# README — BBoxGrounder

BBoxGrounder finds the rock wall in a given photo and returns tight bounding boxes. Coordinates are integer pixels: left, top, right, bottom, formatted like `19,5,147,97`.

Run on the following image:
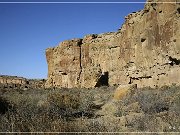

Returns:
45,0,180,88
0,75,46,90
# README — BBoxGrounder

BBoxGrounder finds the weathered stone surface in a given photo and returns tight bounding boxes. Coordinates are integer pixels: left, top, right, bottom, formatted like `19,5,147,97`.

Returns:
45,39,82,88
114,84,137,100
0,75,46,90
46,0,180,88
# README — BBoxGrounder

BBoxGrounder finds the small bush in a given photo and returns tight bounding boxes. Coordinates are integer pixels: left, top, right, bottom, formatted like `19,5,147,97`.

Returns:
47,92,80,109
0,97,13,114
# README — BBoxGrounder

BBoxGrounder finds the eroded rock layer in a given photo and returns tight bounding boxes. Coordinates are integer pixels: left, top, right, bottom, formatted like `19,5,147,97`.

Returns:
45,0,180,88
0,75,46,90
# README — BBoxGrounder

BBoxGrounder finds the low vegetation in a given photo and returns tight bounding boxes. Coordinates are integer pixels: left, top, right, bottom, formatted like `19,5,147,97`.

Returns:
0,85,180,133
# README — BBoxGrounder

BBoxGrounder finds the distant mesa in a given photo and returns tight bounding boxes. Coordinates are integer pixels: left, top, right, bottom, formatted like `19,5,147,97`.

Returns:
0,75,45,90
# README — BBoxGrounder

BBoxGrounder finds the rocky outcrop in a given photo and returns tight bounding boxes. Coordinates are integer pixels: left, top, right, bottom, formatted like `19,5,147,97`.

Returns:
0,75,46,90
45,0,180,88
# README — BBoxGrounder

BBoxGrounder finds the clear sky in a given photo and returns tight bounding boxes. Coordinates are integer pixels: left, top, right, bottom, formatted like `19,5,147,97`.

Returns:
0,0,146,79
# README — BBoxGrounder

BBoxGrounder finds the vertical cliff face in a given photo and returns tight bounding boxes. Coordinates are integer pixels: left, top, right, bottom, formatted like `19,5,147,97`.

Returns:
46,39,82,88
45,0,180,88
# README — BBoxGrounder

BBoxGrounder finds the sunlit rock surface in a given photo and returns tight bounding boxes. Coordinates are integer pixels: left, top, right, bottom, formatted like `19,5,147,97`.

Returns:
46,0,180,88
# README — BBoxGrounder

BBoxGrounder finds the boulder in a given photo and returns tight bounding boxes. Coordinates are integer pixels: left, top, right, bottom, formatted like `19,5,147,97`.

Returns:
113,84,137,100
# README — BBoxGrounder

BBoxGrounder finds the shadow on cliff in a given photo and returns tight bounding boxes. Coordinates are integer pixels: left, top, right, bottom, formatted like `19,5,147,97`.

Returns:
95,72,109,87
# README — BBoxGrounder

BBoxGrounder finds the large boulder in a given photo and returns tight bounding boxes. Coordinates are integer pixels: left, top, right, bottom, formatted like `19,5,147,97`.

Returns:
113,84,137,100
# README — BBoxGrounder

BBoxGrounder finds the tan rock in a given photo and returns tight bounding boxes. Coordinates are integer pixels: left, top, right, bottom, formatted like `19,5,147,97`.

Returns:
113,84,137,100
0,75,45,89
82,34,97,43
45,0,180,89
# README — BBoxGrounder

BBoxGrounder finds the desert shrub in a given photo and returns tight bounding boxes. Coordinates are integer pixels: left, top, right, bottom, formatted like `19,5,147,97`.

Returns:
130,89,169,114
46,88,98,119
85,118,108,132
0,108,79,132
47,92,80,109
0,89,81,132
1,85,180,132
113,85,180,132
114,86,180,115
169,92,180,114
0,96,13,114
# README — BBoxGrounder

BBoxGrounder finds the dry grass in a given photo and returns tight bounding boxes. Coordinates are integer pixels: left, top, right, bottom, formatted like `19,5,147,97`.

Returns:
0,85,180,133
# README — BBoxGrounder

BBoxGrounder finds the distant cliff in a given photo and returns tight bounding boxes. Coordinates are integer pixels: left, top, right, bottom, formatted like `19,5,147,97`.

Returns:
0,75,46,90
45,0,180,88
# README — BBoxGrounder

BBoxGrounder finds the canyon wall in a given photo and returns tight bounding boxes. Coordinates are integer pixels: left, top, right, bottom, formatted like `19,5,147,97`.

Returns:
0,75,46,90
45,0,180,88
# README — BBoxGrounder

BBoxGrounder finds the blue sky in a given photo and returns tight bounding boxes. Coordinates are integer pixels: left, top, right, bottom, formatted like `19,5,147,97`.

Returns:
0,1,145,79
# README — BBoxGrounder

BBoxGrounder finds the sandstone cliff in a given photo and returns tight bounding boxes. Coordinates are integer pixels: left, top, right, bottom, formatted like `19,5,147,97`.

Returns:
45,0,180,88
0,75,46,90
